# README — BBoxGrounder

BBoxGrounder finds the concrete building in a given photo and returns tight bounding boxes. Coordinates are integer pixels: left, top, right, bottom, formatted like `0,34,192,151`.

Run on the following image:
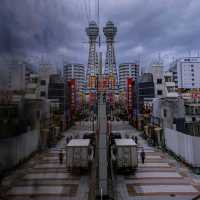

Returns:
169,63,178,89
38,64,57,99
169,57,200,89
164,71,178,97
177,57,200,89
119,63,139,92
152,97,185,132
63,63,85,92
151,63,166,97
138,73,155,114
48,74,64,110
0,60,33,91
48,74,65,130
25,73,40,99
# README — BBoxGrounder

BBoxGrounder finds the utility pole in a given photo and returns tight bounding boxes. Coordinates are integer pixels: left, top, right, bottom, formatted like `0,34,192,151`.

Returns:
96,88,108,198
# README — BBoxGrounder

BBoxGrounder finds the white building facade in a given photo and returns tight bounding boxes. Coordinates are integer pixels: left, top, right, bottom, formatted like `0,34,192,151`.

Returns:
0,61,33,91
119,63,139,92
151,63,166,97
177,57,200,89
63,63,85,92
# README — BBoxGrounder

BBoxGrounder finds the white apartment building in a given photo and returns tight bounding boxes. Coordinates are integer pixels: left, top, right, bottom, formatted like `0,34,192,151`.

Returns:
171,57,200,89
119,63,139,92
0,60,33,91
163,71,178,97
63,63,85,92
151,63,166,97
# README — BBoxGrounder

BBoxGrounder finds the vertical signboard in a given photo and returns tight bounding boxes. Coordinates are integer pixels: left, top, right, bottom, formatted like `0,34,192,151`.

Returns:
68,79,76,119
88,76,97,89
89,92,96,111
127,78,134,119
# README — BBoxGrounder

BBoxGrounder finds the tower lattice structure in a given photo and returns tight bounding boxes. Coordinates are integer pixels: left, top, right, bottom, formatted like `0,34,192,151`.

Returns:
103,21,118,91
86,21,99,90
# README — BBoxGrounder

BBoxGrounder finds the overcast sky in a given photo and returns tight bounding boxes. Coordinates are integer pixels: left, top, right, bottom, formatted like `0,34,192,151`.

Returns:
0,0,200,69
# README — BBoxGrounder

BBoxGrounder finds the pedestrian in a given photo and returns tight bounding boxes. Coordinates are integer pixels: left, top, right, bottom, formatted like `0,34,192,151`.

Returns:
135,136,138,144
59,150,64,164
140,148,145,164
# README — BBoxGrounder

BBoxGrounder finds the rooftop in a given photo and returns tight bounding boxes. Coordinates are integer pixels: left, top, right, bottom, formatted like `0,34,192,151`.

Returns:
115,139,136,146
67,139,90,147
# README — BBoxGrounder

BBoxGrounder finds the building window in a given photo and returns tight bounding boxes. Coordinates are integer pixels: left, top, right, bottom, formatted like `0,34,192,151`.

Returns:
192,78,194,81
191,69,194,72
40,91,46,97
192,73,194,77
163,109,167,117
40,80,46,85
157,90,163,95
191,64,194,67
157,79,162,84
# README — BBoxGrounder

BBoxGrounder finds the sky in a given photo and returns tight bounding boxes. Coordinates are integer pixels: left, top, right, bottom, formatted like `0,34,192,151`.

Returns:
0,0,200,69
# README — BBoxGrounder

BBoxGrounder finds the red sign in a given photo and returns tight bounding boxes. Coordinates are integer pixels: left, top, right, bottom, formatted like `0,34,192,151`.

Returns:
89,92,96,107
192,93,200,99
68,79,76,114
127,78,134,115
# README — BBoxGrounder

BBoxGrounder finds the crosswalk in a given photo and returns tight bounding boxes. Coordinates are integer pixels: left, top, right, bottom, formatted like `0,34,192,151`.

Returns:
3,133,89,199
2,121,200,200
115,124,200,200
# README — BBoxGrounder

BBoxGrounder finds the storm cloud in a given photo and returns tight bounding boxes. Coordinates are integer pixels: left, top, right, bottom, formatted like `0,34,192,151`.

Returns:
0,0,200,68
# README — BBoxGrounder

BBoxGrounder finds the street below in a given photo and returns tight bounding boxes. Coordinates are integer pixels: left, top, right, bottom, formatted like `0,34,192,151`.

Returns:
1,121,200,200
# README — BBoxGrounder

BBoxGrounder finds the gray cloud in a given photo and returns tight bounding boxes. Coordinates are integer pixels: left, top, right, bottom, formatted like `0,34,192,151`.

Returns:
0,0,200,68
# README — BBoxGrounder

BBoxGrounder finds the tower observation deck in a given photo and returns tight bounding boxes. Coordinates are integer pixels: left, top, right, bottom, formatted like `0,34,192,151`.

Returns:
103,21,118,91
86,21,99,90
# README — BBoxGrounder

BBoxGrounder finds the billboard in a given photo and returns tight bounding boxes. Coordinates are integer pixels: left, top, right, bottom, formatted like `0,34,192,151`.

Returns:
88,76,96,89
68,79,76,116
89,92,96,110
127,78,134,117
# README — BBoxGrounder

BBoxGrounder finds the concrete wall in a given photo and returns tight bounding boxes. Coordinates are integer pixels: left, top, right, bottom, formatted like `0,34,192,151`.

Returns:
165,128,200,167
0,130,40,173
153,98,185,129
152,64,166,97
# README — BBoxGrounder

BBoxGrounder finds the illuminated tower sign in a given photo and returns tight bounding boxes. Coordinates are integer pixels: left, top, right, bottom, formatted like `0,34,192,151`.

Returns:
103,21,118,91
86,21,99,90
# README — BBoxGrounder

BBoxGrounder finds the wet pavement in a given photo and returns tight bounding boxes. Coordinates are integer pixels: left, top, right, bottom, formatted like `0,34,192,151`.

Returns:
1,121,200,200
112,121,200,200
0,121,91,200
